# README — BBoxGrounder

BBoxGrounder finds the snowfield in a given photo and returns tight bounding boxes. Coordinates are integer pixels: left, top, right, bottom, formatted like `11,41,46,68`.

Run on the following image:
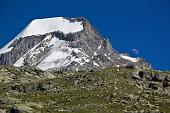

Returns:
0,17,84,55
17,17,84,38
120,54,139,62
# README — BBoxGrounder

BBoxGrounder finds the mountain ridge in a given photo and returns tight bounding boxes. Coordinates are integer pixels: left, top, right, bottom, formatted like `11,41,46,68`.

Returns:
0,17,151,71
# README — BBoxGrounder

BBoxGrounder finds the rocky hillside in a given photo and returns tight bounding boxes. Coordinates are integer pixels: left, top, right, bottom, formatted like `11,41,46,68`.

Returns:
0,17,150,71
0,65,169,113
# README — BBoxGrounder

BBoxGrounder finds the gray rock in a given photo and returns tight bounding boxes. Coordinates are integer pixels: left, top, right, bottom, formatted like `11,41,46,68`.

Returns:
0,109,6,113
0,17,151,71
132,74,141,80
9,105,33,113
0,97,21,105
149,82,159,90
9,107,20,113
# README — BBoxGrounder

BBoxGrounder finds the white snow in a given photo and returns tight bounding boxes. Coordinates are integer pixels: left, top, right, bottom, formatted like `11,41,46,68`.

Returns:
94,52,97,56
74,58,85,66
84,58,90,62
104,53,111,60
37,51,71,70
108,57,111,60
37,46,90,70
16,17,84,38
44,51,69,63
48,35,63,48
73,48,82,53
0,37,19,55
120,54,139,62
28,35,54,58
98,45,101,49
36,35,90,70
13,40,42,67
93,61,100,66
14,35,53,67
116,65,120,67
1,17,83,55
13,57,25,67
0,46,13,54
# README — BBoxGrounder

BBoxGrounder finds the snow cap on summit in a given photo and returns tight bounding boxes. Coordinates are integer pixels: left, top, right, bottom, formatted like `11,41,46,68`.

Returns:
17,17,84,38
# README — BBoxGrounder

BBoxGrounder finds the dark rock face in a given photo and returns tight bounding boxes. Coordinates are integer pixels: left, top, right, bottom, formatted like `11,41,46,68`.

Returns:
9,107,20,113
0,17,150,71
149,82,159,90
0,36,45,65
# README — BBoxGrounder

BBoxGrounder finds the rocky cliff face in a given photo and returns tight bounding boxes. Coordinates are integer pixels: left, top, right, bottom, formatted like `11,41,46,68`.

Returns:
0,17,150,71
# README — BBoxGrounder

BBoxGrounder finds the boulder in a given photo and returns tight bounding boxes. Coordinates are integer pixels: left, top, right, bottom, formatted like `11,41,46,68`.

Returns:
149,82,159,90
0,97,21,105
163,81,170,88
9,107,20,113
151,74,163,82
138,71,145,78
125,64,134,69
132,74,141,80
9,104,34,113
0,109,6,113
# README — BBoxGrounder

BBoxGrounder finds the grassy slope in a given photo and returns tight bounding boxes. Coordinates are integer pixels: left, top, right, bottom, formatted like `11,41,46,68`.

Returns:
0,66,169,113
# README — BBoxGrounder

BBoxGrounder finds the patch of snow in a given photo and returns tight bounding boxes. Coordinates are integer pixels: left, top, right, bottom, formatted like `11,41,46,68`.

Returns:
0,46,13,54
37,50,72,70
120,54,139,62
98,45,101,49
37,47,89,70
28,35,54,58
44,51,69,63
44,34,52,40
93,61,99,66
48,36,64,48
94,52,97,56
108,57,111,60
16,17,84,38
0,36,19,55
26,41,43,58
116,65,120,67
13,57,25,67
13,41,42,67
13,35,53,67
104,53,111,60
37,36,90,70
70,50,89,66
75,68,79,72
74,58,85,66
84,57,90,62
73,48,82,53
37,40,70,70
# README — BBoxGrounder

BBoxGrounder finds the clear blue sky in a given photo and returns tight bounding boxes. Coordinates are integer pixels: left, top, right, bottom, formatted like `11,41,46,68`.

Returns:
0,0,170,70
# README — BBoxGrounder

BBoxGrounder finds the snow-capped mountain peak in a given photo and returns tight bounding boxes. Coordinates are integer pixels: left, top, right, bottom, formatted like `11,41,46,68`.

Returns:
16,17,84,38
0,17,84,55
0,17,150,71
